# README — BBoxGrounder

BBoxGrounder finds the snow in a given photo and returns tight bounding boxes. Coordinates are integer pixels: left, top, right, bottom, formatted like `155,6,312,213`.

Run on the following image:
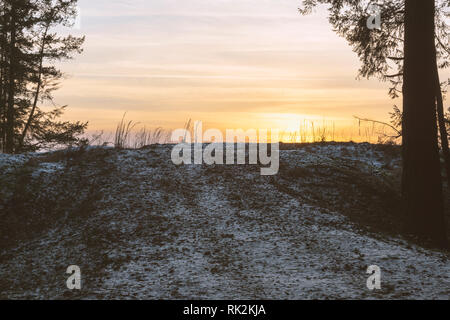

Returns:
0,143,448,299
0,153,30,172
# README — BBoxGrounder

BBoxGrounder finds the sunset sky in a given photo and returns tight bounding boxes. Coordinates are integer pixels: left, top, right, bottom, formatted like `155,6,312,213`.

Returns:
52,0,448,138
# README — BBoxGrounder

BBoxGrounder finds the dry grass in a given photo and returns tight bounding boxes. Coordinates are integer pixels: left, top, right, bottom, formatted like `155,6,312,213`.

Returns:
133,127,165,148
113,113,171,149
114,113,138,149
279,119,400,144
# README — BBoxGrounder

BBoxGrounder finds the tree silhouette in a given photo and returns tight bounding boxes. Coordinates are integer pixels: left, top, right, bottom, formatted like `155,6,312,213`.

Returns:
0,0,86,153
300,0,449,247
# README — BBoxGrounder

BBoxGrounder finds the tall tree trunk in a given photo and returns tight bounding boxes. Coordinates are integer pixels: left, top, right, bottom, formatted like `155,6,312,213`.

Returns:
0,6,5,152
18,26,48,151
5,3,16,154
0,45,4,152
434,70,450,186
402,0,448,248
1,50,6,153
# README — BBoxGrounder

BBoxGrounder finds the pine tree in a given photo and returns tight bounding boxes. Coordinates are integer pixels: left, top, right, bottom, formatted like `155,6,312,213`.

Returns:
299,0,449,247
0,0,86,153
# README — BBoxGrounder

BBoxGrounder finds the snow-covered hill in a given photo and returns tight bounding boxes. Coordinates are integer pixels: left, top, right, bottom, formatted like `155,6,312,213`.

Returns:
0,143,448,299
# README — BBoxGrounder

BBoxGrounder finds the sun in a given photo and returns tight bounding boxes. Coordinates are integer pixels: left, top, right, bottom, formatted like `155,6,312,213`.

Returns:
258,113,321,132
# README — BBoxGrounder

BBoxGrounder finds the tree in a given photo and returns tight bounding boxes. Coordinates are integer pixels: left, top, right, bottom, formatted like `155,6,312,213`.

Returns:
0,0,86,153
300,0,449,247
402,0,447,247
0,0,35,153
446,107,450,134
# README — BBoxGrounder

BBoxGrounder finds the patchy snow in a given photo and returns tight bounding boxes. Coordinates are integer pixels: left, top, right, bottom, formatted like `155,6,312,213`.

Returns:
0,153,30,172
0,143,448,299
31,162,66,177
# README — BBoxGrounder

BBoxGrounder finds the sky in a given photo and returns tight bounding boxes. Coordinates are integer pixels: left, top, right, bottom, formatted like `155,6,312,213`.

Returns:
51,0,448,140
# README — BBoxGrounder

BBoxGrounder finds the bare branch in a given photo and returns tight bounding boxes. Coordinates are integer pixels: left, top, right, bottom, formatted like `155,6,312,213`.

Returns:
353,116,402,137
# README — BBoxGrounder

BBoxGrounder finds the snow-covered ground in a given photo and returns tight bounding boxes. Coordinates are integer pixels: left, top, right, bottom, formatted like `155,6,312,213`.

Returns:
0,143,448,299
